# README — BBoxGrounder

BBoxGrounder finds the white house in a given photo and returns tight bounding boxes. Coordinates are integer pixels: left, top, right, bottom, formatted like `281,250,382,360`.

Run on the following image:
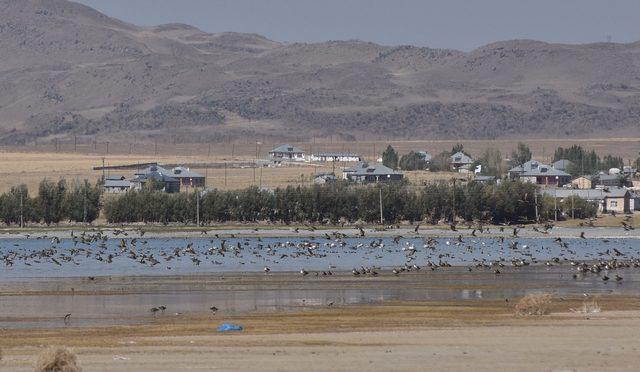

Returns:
309,152,362,162
269,144,306,161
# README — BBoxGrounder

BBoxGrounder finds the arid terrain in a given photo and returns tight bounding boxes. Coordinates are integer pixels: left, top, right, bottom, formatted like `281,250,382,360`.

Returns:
1,135,638,193
2,294,640,371
1,0,640,144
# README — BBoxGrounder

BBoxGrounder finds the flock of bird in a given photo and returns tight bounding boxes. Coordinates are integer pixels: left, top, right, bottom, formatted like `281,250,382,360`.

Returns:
0,221,637,324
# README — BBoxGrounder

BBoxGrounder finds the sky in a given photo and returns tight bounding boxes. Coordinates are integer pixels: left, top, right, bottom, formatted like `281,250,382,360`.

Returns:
75,0,640,51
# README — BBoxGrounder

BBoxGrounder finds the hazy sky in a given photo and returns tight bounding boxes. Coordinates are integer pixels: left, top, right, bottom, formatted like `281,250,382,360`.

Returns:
75,0,640,51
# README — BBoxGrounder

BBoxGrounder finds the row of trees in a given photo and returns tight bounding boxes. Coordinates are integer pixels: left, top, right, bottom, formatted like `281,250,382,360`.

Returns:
382,142,635,178
553,145,626,176
382,144,467,172
0,180,102,225
103,180,598,225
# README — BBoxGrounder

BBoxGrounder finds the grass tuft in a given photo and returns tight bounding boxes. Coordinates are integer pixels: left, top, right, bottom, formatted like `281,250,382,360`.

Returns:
515,292,553,316
35,347,81,372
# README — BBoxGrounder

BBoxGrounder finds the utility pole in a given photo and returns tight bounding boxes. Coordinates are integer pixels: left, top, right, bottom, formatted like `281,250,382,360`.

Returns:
224,162,228,187
451,178,456,223
101,157,106,181
19,189,24,228
196,190,200,226
83,188,87,224
74,135,77,152
554,188,558,222
379,186,383,225
534,190,539,222
571,195,575,219
154,139,158,156
207,143,211,157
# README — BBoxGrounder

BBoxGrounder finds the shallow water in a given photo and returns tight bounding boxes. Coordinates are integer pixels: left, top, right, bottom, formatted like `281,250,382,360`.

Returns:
1,235,639,278
0,265,638,329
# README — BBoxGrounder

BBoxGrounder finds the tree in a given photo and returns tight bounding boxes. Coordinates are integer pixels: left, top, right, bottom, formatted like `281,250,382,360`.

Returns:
560,196,598,219
450,143,465,155
382,145,399,169
477,148,504,177
429,151,453,172
554,145,599,175
36,179,67,225
0,185,35,226
399,151,428,171
509,142,532,167
599,154,624,171
65,180,102,223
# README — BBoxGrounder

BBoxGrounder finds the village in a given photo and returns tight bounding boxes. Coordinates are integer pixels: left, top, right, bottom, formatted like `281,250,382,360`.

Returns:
98,142,640,218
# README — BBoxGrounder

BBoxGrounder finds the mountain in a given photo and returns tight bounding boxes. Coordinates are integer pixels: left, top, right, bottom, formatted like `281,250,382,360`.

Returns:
0,0,639,144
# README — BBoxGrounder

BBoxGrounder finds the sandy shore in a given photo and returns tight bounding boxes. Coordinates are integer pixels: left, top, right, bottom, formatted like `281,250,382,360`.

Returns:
2,297,640,371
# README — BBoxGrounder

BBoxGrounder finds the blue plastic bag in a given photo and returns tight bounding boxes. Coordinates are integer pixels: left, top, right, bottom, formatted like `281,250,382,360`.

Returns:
217,323,243,332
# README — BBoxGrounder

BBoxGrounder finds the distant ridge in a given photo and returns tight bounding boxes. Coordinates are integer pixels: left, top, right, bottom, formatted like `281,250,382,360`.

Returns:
0,0,638,144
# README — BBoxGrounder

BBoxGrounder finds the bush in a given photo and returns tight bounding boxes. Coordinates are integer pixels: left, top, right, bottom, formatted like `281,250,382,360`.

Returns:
35,347,81,372
515,293,553,316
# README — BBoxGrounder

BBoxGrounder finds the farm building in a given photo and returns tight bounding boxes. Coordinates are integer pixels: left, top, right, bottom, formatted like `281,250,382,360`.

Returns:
269,144,306,161
343,162,403,183
541,187,634,214
130,171,181,193
309,152,362,162
509,160,571,186
450,152,474,172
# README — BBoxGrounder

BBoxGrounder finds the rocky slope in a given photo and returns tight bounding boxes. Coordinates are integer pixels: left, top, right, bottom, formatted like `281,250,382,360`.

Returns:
0,0,639,144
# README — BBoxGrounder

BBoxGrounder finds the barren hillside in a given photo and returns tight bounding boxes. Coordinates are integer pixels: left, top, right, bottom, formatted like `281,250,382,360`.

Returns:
0,0,639,144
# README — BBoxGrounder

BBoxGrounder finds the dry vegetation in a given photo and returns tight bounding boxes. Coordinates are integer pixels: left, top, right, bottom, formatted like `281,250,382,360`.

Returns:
571,299,602,314
35,347,81,372
0,136,636,193
515,293,554,316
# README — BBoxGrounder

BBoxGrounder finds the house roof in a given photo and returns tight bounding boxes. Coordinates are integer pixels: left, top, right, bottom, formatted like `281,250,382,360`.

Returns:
552,159,573,171
270,144,305,154
541,187,630,200
450,152,473,164
171,166,204,178
105,174,126,181
136,165,171,176
132,171,178,183
597,174,624,182
509,159,543,173
104,179,131,188
314,152,360,157
521,164,570,178
417,151,432,161
343,162,403,176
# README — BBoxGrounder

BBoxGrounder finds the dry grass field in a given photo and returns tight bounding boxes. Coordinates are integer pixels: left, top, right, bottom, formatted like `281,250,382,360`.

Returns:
0,149,458,193
0,137,637,193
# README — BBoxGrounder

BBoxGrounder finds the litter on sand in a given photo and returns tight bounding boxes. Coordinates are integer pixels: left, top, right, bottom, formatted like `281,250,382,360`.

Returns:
217,323,243,332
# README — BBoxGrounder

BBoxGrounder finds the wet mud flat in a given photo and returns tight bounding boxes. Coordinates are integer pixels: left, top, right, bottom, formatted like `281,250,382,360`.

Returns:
2,265,639,330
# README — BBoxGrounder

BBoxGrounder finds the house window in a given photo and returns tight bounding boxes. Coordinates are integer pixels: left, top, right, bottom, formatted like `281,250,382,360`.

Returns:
610,200,618,208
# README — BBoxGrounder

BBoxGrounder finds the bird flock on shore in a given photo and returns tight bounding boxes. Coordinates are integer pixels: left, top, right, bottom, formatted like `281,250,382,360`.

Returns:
1,223,638,280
